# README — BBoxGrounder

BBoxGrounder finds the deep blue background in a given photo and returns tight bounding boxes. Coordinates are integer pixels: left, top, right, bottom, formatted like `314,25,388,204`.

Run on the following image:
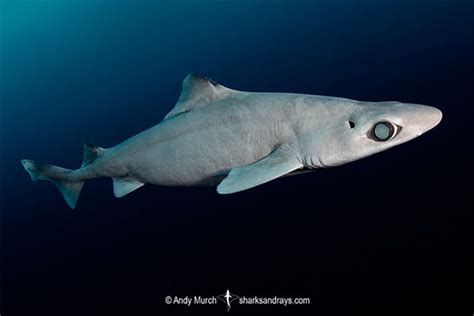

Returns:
1,1,473,315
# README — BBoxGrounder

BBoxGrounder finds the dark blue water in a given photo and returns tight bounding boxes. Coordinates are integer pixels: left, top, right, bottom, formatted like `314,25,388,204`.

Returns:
2,1,473,315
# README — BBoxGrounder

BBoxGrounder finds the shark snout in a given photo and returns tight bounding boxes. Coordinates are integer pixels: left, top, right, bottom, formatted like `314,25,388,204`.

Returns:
416,105,443,136
427,106,443,127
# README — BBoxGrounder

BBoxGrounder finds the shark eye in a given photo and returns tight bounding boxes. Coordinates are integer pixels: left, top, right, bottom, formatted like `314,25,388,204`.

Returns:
371,121,396,141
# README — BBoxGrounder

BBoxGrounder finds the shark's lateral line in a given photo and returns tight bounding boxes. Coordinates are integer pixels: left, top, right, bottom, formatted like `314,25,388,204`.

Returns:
21,74,442,209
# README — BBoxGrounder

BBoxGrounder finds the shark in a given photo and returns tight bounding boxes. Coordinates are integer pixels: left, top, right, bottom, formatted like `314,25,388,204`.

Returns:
217,289,239,311
21,74,442,209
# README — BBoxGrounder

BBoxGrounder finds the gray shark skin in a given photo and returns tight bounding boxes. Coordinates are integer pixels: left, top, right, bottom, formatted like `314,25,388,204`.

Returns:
21,74,442,209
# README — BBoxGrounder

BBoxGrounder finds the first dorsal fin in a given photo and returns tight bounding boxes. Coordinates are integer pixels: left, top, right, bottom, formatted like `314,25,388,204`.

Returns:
82,142,106,167
164,74,238,120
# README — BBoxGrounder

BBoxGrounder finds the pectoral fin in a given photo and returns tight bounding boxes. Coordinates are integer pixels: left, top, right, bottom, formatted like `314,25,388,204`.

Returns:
217,145,302,194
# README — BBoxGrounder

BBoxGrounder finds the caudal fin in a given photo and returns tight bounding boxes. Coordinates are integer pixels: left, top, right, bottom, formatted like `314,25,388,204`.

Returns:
21,159,84,209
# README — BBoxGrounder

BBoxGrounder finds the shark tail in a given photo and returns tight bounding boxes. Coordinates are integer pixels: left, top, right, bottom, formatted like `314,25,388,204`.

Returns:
21,159,84,209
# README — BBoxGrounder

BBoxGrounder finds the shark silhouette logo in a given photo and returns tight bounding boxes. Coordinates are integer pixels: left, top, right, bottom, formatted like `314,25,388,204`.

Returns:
217,289,239,311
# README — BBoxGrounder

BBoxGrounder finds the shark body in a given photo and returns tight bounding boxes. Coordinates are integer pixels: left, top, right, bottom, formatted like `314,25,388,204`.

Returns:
22,74,442,208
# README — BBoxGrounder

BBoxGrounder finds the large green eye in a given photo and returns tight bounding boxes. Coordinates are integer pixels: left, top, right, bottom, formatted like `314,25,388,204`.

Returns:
371,122,395,141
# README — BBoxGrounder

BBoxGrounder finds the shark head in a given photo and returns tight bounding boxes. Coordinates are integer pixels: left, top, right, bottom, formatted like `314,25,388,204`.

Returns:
306,100,443,167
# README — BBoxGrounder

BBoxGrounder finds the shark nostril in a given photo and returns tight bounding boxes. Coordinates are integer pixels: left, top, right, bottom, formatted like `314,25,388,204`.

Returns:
347,121,355,128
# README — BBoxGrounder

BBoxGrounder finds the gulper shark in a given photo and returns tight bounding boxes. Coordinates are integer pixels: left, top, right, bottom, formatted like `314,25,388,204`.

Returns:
21,74,442,209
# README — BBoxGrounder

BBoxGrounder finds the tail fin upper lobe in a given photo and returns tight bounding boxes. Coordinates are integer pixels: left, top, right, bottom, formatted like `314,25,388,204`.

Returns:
21,159,84,209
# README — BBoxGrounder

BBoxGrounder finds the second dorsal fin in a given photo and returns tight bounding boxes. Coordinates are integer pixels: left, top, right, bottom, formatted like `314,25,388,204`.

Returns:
164,74,238,119
82,142,106,167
